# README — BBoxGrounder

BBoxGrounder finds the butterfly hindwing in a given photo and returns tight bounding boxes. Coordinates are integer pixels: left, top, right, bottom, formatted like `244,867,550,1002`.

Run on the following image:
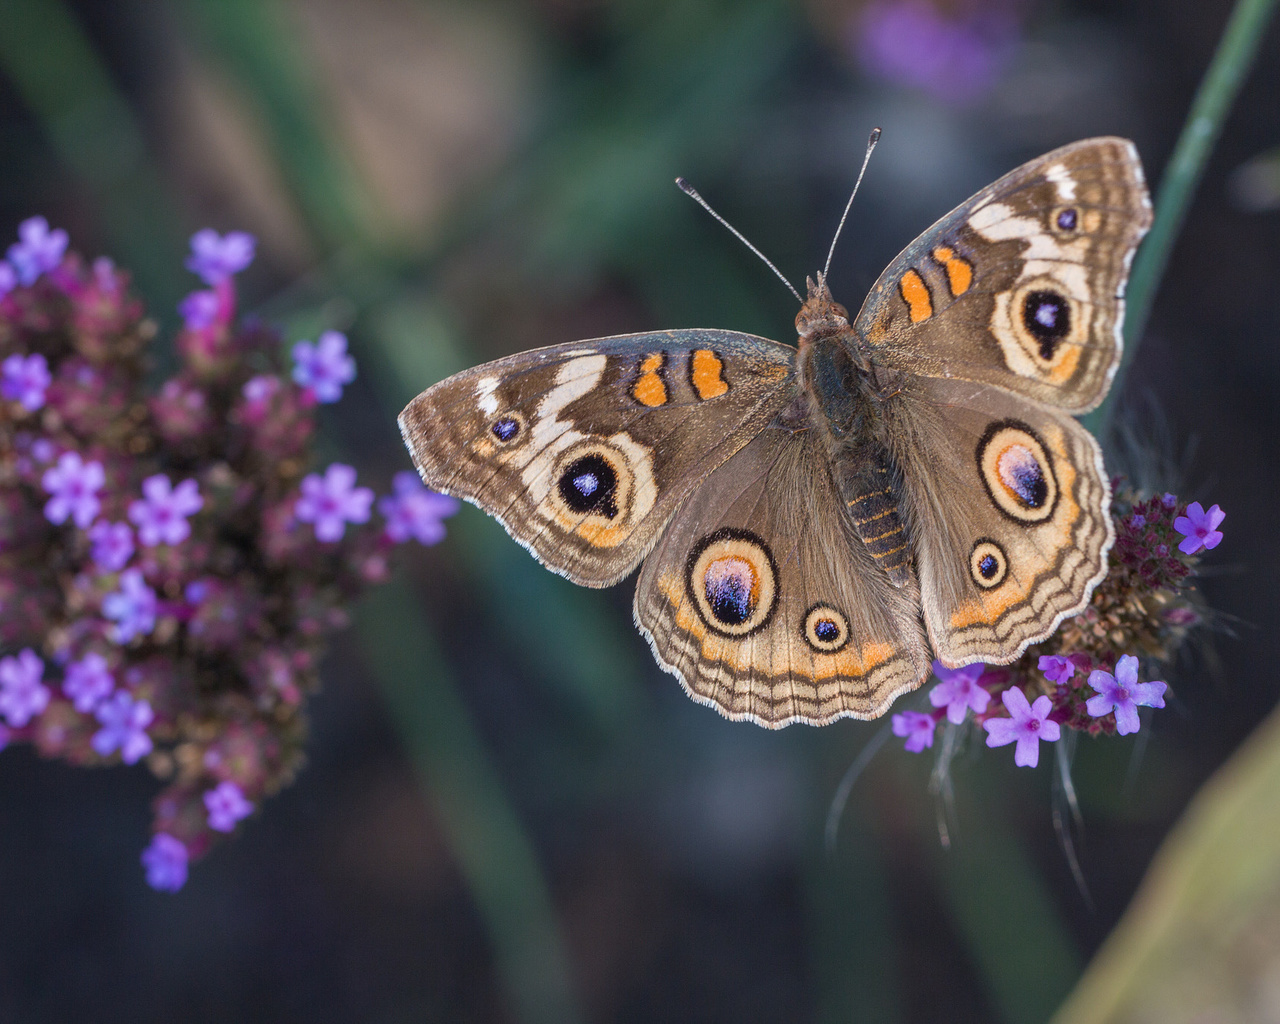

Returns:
398,330,797,587
634,426,931,727
886,375,1113,666
854,137,1152,413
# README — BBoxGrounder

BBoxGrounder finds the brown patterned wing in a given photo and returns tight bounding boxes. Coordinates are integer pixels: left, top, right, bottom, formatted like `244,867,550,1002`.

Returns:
854,137,1152,413
398,330,797,587
634,427,931,727
885,376,1114,667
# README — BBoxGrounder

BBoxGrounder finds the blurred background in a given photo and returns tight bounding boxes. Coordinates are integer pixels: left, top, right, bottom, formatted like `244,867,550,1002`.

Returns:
0,0,1277,1021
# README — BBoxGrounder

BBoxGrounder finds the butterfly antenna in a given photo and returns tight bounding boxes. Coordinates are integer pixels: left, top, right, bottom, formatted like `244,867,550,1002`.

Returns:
823,127,882,281
675,177,802,304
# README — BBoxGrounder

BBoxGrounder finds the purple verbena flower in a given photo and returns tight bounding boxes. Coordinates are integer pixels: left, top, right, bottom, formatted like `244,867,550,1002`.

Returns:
185,229,255,286
1174,502,1225,555
1086,654,1167,736
41,451,105,529
141,833,188,892
92,691,154,764
7,215,68,285
855,0,1017,104
294,463,373,542
892,710,937,752
88,520,135,572
928,660,990,724
0,648,50,727
982,687,1060,768
102,568,157,643
1038,654,1076,686
128,474,203,547
291,330,356,403
378,471,460,545
178,289,220,330
1,352,51,411
0,261,15,297
204,781,253,832
63,652,115,713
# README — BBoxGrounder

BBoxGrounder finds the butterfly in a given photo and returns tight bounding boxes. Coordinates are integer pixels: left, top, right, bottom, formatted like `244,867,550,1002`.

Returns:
398,137,1152,727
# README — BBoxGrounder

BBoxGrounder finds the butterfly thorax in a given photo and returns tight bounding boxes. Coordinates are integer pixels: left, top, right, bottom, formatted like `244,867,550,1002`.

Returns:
795,276,911,587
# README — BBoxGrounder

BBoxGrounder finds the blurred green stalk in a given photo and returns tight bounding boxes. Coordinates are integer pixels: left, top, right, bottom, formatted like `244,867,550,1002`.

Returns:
357,581,585,1024
0,0,189,310
1087,0,1279,437
1052,699,1280,1023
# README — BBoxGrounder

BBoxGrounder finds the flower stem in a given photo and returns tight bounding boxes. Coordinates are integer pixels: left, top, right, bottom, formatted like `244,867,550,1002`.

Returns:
1086,0,1279,438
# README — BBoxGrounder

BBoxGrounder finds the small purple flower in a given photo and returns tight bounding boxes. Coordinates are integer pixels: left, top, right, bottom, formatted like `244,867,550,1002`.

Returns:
1,352,51,411
141,833,188,892
0,261,15,297
204,781,253,832
41,451,105,529
30,438,56,464
92,690,154,764
185,229,255,285
128,474,203,547
983,688,1060,768
1174,502,1225,555
88,520,135,572
892,710,937,752
178,289,220,330
1130,514,1146,529
0,649,50,727
1086,655,1167,736
295,463,373,542
928,660,990,724
1161,492,1178,509
102,568,157,643
292,330,356,403
7,215,69,285
63,652,115,712
378,471,460,545
1038,655,1076,686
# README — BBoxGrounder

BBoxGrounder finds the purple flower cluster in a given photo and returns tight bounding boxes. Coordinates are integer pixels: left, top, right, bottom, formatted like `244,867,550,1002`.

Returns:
890,481,1221,766
0,220,458,891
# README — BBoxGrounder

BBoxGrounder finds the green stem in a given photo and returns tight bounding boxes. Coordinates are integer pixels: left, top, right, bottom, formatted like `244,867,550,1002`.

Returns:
0,0,190,311
1087,0,1279,437
356,581,585,1024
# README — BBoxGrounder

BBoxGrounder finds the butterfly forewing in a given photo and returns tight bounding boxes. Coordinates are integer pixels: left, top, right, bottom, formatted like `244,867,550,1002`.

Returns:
853,137,1152,413
398,330,798,587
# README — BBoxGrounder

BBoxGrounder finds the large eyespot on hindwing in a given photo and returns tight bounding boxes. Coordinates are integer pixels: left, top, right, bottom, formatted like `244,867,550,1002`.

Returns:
802,603,850,653
976,421,1058,524
685,529,778,637
545,435,656,547
969,539,1009,590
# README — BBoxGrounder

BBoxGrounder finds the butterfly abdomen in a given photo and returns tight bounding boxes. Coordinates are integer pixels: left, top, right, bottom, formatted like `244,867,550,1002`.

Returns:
833,450,911,587
799,332,912,587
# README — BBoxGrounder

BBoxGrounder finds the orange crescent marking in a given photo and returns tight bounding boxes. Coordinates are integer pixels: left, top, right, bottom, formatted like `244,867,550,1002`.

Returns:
899,270,933,322
691,349,729,399
632,352,667,406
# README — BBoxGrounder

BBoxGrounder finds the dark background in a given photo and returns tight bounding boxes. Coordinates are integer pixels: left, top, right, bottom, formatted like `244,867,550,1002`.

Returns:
0,0,1277,1021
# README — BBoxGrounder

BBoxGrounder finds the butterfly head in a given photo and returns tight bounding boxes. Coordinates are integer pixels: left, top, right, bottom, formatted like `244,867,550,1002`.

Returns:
795,274,851,349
